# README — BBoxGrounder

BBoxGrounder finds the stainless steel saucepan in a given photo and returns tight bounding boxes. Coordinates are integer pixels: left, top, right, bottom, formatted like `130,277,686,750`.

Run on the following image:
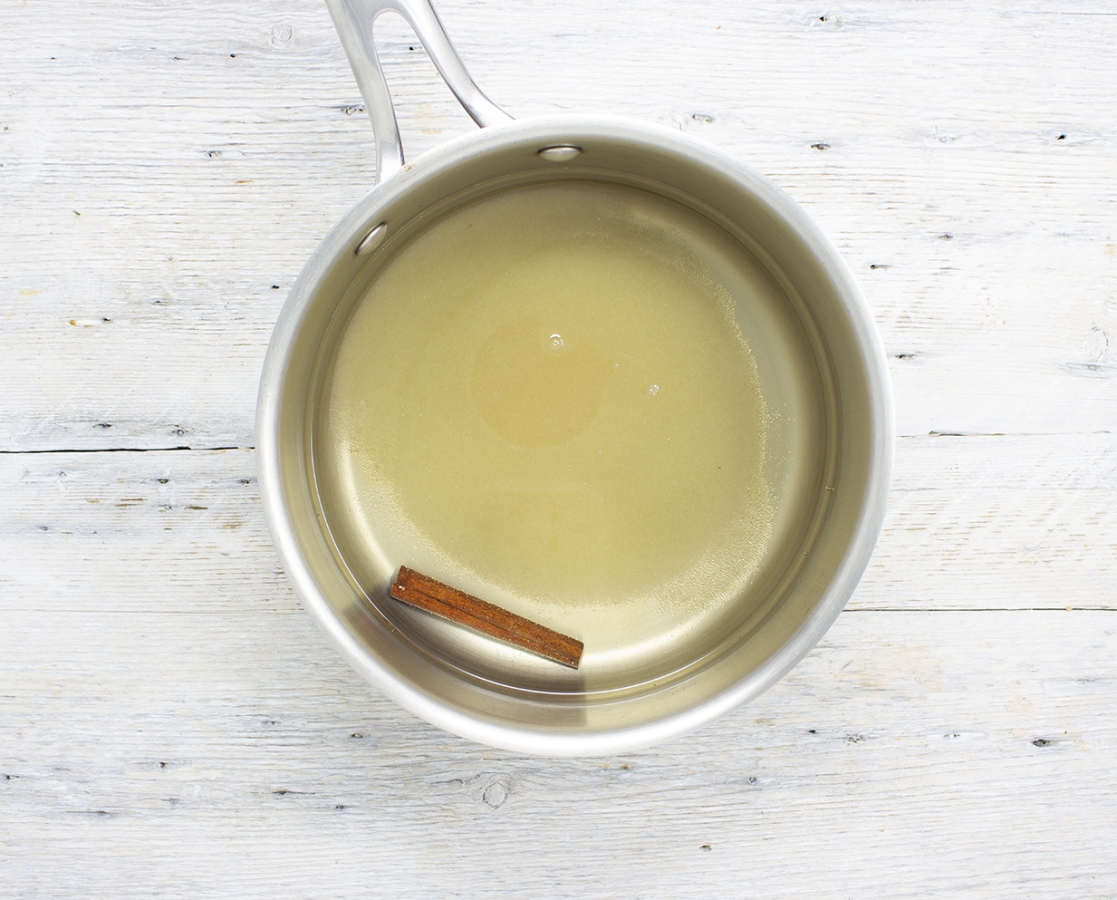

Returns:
257,0,893,755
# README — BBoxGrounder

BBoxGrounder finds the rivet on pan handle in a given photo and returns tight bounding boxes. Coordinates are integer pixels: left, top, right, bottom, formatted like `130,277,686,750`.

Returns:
324,0,514,185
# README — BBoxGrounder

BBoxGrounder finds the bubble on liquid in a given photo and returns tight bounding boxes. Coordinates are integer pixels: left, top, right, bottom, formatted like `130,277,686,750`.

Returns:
549,333,564,350
648,383,660,397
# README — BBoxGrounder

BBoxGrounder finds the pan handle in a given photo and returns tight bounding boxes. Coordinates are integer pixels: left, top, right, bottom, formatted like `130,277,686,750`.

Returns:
325,0,513,183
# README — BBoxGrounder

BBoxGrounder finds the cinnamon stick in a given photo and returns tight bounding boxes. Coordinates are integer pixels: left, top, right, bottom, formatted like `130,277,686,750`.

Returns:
388,566,583,669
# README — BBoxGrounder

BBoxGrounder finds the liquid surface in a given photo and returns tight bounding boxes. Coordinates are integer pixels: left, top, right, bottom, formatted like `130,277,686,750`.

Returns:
322,182,775,656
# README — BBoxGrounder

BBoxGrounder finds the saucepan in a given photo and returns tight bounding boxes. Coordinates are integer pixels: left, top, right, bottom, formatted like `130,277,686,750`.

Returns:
257,0,892,755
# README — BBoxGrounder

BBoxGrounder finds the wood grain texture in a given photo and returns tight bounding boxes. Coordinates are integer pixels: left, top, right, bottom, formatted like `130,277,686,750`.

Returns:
1,0,1115,449
2,602,1115,898
3,443,1111,615
2,0,1116,896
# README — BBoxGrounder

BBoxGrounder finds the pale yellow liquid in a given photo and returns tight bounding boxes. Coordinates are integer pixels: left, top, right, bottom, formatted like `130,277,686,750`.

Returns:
322,182,774,659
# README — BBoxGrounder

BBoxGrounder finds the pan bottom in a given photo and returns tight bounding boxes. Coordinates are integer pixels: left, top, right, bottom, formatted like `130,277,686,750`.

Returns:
313,179,828,692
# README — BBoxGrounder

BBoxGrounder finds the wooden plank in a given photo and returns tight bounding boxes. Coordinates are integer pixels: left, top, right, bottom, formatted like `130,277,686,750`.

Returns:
0,449,289,614
2,441,1113,615
1,0,1115,450
858,432,1117,609
1,607,1114,897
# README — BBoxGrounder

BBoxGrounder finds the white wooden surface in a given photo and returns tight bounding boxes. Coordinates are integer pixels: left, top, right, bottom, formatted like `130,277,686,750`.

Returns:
2,1,1115,897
